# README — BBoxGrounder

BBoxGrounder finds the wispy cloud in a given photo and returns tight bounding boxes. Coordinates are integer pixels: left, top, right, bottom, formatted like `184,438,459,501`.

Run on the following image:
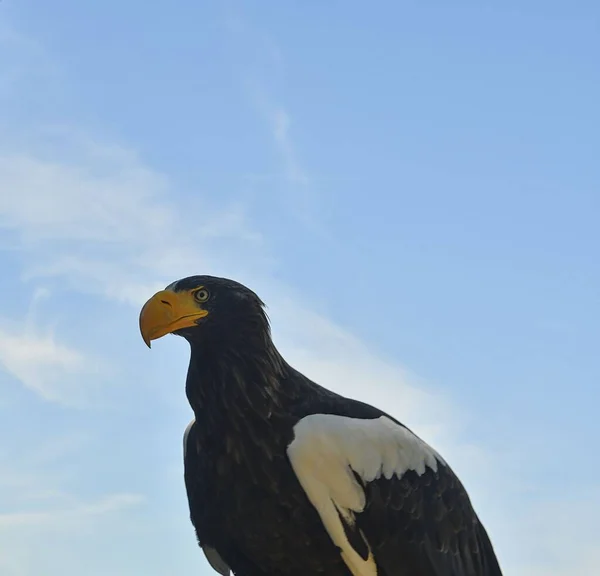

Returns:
0,325,87,403
0,288,103,406
509,490,600,576
222,10,324,231
0,492,143,529
0,132,266,306
244,75,310,186
0,489,145,576
270,106,309,185
0,420,145,576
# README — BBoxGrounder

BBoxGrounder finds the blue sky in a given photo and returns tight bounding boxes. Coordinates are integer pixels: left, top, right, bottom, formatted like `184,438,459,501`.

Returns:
0,1,598,574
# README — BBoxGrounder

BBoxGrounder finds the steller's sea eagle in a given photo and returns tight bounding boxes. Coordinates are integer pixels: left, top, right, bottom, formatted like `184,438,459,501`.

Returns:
139,275,503,576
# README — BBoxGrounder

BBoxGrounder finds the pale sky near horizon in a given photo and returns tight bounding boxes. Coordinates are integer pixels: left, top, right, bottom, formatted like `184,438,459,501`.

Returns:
0,1,599,575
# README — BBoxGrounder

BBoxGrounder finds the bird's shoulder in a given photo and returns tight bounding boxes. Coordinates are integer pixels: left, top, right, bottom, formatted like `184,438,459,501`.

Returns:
284,377,503,576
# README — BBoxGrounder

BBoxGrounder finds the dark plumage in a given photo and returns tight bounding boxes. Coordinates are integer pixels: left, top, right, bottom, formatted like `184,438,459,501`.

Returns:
139,275,503,576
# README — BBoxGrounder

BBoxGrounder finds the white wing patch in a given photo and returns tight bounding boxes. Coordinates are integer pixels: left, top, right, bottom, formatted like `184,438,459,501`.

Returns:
287,414,444,576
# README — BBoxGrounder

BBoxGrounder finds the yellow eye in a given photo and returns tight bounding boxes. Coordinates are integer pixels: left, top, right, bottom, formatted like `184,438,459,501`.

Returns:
194,288,210,302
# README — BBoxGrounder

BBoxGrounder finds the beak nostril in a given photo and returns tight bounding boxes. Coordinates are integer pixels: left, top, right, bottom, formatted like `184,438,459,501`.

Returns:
161,300,172,307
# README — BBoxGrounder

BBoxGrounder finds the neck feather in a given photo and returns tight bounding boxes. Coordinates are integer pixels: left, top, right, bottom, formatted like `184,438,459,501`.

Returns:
185,334,287,421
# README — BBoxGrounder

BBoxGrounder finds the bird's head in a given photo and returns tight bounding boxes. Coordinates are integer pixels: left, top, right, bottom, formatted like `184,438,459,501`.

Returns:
139,275,268,349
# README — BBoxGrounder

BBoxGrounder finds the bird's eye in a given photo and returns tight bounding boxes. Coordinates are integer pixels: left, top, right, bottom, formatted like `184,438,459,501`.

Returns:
194,288,210,302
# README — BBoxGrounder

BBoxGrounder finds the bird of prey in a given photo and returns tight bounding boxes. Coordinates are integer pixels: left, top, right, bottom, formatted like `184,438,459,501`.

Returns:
139,275,503,576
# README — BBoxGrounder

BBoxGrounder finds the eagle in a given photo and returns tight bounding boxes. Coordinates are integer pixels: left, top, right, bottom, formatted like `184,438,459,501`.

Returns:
139,275,503,576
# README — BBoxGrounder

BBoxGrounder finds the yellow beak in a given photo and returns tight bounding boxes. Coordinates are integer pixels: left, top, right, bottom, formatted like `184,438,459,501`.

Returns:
139,289,209,348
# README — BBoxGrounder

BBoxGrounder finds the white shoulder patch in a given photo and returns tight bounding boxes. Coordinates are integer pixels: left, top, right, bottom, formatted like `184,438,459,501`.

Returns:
287,414,444,576
183,418,196,459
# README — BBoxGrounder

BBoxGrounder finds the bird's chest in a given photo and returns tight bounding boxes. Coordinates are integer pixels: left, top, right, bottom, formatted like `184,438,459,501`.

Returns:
193,418,304,535
190,418,350,576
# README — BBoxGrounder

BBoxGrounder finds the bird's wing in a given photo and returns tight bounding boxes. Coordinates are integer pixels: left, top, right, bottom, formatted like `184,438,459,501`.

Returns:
287,412,503,576
183,419,231,576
